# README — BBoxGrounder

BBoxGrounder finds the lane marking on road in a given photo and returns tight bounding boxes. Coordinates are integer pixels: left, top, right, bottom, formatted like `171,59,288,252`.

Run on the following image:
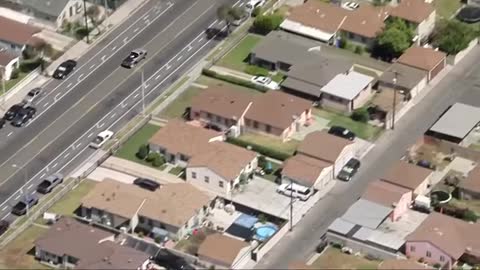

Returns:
155,74,162,80
177,55,183,61
238,2,244,6
143,14,150,20
14,194,20,200
64,152,70,159
54,93,61,101
124,37,129,44
67,82,73,88
87,132,94,138
166,65,171,70
43,102,49,108
90,64,95,69
1,206,7,211
52,163,58,169
97,123,105,128
1,213,10,220
31,191,35,196
198,38,203,43
145,19,151,25
121,102,128,108
134,27,140,32
110,113,117,119
111,46,117,51
145,83,150,88
7,132,12,137
27,184,34,190
34,3,174,105
134,93,140,98
187,46,192,52
78,73,84,81
76,143,82,148
40,173,45,178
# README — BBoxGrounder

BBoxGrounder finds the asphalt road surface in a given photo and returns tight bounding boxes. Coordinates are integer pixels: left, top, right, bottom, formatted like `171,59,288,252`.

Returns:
255,47,480,269
0,0,243,221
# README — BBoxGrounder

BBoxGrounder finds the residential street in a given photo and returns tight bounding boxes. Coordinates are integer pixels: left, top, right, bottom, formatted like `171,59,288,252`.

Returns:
255,46,480,269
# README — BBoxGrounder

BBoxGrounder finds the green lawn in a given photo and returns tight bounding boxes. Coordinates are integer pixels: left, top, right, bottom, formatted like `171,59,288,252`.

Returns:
47,180,97,216
434,0,461,19
312,247,380,270
263,161,282,182
0,225,49,269
159,86,202,119
313,109,383,141
196,76,261,95
114,123,162,167
169,166,184,176
238,132,299,156
217,34,262,71
271,72,285,83
4,72,28,92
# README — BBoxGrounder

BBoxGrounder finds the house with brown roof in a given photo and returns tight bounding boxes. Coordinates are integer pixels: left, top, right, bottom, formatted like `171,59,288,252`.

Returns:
0,16,41,52
190,86,254,134
197,233,251,269
282,154,332,188
148,120,224,166
380,160,433,197
244,91,313,141
406,212,480,269
389,0,436,44
362,179,413,221
80,179,212,240
0,49,20,80
186,141,257,196
295,130,355,179
458,165,480,200
397,46,447,82
34,217,151,269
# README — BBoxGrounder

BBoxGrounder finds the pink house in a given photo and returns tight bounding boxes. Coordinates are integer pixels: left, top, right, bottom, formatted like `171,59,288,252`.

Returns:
362,180,412,221
406,212,480,269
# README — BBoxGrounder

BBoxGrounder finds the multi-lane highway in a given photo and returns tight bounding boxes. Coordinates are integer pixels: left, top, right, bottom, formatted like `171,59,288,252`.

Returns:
0,0,244,221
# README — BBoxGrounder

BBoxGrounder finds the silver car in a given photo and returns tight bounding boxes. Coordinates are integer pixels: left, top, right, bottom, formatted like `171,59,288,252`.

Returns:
23,88,41,104
121,49,147,68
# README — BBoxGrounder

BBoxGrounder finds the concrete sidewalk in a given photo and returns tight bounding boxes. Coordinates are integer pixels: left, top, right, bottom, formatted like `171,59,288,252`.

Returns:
210,65,254,81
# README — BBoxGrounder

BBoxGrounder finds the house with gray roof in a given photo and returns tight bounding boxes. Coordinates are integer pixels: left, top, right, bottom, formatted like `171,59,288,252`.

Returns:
320,71,374,112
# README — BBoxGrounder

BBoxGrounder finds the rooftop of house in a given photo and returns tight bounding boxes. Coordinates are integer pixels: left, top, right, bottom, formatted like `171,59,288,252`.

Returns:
282,154,332,187
0,16,40,45
406,212,480,260
340,4,390,38
35,217,150,269
197,233,249,267
20,0,71,18
379,258,432,270
397,46,446,72
190,86,254,121
380,160,432,192
148,120,223,157
0,49,19,66
187,141,257,181
459,165,480,193
341,199,392,229
362,179,412,208
389,0,435,24
244,91,312,130
81,179,211,227
296,131,353,163
320,71,374,100
428,103,480,140
378,62,427,91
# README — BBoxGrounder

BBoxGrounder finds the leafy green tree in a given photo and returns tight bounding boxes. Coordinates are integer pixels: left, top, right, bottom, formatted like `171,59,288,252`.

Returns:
152,155,165,167
373,18,413,61
253,14,284,35
146,152,160,162
217,4,244,35
136,144,149,159
433,20,477,55
86,5,102,34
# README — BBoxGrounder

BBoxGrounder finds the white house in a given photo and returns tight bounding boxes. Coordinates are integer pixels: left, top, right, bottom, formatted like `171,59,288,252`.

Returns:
0,49,20,80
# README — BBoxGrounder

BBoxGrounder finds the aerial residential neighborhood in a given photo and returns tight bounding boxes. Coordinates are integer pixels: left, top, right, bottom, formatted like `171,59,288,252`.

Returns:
0,0,480,269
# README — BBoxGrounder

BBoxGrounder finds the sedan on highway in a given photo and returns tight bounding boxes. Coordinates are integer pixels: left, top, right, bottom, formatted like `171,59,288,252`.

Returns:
328,126,356,141
11,106,36,127
11,195,38,216
4,103,25,121
0,118,5,129
0,220,9,236
89,130,114,149
52,59,77,79
23,87,42,104
251,76,280,90
121,49,147,68
37,173,64,194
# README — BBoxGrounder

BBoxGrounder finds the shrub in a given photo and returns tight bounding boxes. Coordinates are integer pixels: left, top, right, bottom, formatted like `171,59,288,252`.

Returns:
19,57,42,73
464,209,478,222
351,107,369,123
202,69,269,92
152,155,165,167
154,236,163,244
257,213,267,224
433,20,477,55
253,14,284,35
74,27,89,40
136,144,149,160
252,6,262,17
258,155,267,168
331,242,342,249
433,263,442,269
226,137,291,161
244,65,269,76
354,45,364,55
146,152,160,162
9,68,19,79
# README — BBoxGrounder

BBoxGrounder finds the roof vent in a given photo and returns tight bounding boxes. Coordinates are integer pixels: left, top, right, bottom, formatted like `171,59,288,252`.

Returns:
320,13,325,18
316,9,320,13
230,100,235,104
467,246,472,251
362,20,366,24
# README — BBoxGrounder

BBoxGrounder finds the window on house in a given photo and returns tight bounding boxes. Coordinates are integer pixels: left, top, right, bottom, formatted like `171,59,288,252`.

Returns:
440,256,445,262
69,6,73,17
245,119,251,126
139,216,145,224
204,176,209,183
207,113,212,119
191,172,197,179
253,121,259,128
410,246,416,252
266,125,271,133
426,251,432,258
219,181,224,188
216,116,221,122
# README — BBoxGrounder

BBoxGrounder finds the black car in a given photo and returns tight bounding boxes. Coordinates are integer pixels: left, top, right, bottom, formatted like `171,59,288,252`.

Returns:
11,106,36,127
4,103,25,120
337,158,361,181
11,195,38,216
121,49,147,68
0,220,9,236
52,59,77,79
133,178,160,191
328,126,356,141
0,118,5,129
154,249,194,270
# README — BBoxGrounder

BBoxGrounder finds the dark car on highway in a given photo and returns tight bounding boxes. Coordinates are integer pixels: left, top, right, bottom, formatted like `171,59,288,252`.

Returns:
37,173,64,194
53,59,77,79
0,220,9,236
328,126,356,141
0,118,5,129
11,195,38,216
133,178,160,191
4,103,25,120
337,158,361,181
121,49,147,68
11,106,36,127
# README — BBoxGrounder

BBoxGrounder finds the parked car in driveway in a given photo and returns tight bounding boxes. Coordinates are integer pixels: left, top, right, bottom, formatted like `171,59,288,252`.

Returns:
89,130,114,149
276,182,313,201
53,59,77,79
337,158,361,181
23,88,41,104
11,106,36,127
251,76,279,90
4,103,25,120
133,178,160,191
37,173,64,194
328,126,356,141
11,195,38,216
121,49,147,68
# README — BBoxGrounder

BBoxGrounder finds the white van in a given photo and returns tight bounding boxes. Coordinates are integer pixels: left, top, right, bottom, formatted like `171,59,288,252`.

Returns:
276,183,313,201
245,0,266,14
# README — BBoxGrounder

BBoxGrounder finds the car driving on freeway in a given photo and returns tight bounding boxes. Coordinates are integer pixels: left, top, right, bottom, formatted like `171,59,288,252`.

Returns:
37,173,64,194
11,195,38,216
23,88,42,104
11,106,36,127
53,59,77,79
90,130,114,149
121,49,147,68
4,103,25,121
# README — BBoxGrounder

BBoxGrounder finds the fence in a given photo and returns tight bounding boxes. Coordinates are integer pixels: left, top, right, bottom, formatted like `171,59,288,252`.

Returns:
446,38,479,66
3,67,41,99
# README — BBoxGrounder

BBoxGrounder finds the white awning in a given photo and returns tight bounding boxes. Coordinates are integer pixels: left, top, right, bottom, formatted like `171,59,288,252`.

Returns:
280,19,335,42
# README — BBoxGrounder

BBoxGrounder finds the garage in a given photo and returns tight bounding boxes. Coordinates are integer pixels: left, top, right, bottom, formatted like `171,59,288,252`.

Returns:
397,46,446,82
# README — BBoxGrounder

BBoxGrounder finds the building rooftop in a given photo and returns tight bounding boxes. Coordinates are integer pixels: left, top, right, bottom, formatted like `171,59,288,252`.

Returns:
341,199,392,229
296,131,353,163
380,160,432,192
397,46,446,72
378,62,427,91
21,0,70,17
390,0,435,23
0,16,40,45
428,103,480,140
197,233,249,267
245,91,312,130
362,180,411,208
459,165,480,194
341,4,390,38
0,49,19,66
282,154,332,187
321,71,374,100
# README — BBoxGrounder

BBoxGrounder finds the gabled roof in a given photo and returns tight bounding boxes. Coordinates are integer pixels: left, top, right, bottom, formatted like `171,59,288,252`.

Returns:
362,180,411,208
296,131,353,163
0,16,40,45
397,46,446,71
245,91,312,130
198,233,249,267
320,71,374,100
459,165,480,194
282,154,332,187
21,0,70,18
378,62,427,90
0,50,19,66
390,0,435,24
341,4,390,38
380,160,432,191
285,1,348,34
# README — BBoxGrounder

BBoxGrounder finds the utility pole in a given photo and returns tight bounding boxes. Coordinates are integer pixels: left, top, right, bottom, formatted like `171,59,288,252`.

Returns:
141,69,146,115
391,70,399,130
289,180,293,231
83,0,90,43
1,68,5,109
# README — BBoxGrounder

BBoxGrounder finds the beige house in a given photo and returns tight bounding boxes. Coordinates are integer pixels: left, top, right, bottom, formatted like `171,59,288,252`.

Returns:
80,179,212,240
0,49,20,80
281,154,332,188
197,233,250,269
186,142,257,196
380,160,433,197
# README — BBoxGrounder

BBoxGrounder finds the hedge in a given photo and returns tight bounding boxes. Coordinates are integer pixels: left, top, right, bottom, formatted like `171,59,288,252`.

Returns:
226,137,291,161
202,68,269,93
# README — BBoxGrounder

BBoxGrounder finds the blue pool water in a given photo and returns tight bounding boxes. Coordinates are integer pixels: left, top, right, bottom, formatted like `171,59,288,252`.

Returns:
255,225,278,241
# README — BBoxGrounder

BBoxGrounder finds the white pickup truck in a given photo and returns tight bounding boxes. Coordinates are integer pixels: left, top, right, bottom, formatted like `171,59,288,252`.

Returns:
89,130,114,149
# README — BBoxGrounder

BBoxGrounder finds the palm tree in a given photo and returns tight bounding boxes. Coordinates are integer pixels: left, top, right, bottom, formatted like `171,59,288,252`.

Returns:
216,4,244,35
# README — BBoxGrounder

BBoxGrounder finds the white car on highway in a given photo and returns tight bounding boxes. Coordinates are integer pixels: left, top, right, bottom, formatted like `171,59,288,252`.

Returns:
89,130,114,149
251,76,279,90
